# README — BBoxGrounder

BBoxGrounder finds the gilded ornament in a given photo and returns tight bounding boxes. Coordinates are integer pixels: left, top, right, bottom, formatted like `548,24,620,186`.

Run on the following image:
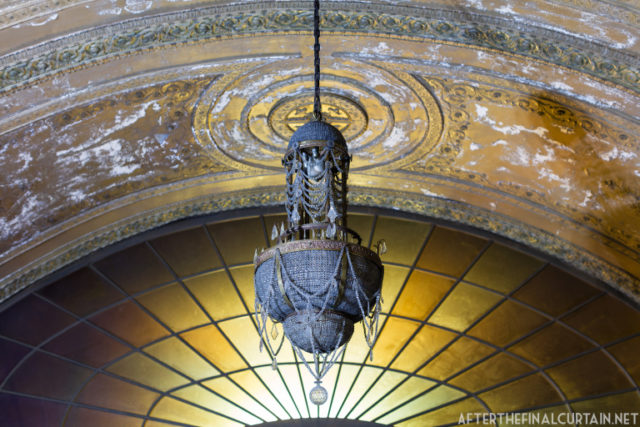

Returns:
0,5,639,94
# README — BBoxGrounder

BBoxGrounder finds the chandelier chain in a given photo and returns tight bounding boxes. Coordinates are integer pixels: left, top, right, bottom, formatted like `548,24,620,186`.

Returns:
313,0,322,121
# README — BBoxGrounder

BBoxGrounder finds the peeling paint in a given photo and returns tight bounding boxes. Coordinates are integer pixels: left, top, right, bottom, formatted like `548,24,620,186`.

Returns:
495,5,515,14
538,167,572,192
552,124,575,135
0,193,45,242
611,31,637,50
359,42,393,56
464,0,485,9
533,147,557,165
382,126,407,149
125,0,153,14
154,133,169,145
507,145,531,166
13,13,58,28
600,147,637,162
420,188,440,197
68,189,86,202
98,7,123,16
57,101,156,157
578,190,593,208
17,152,32,173
551,81,574,91
475,105,491,123
111,164,139,175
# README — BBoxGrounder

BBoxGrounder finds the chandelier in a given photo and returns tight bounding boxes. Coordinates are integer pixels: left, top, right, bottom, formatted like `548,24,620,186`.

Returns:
254,0,385,406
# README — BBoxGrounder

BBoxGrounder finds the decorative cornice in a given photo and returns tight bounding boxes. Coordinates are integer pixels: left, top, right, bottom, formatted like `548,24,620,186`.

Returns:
1,0,638,31
1,186,638,305
1,3,639,93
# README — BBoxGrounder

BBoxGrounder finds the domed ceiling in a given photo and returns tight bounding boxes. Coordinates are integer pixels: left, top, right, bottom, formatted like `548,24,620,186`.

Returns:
1,212,639,426
0,0,639,305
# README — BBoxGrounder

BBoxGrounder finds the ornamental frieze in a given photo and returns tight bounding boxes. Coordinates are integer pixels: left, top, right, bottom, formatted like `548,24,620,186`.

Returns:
0,0,638,31
1,4,639,93
1,187,637,305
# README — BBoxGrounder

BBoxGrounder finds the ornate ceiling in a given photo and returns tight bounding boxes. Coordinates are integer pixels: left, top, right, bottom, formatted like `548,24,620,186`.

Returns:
0,1,640,423
1,0,640,304
1,212,638,426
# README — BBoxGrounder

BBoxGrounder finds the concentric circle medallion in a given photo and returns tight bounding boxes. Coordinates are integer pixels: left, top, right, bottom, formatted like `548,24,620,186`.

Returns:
269,93,367,142
193,58,442,171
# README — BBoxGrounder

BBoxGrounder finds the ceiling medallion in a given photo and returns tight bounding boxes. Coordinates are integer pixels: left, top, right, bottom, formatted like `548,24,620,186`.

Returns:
253,0,385,406
269,92,368,141
192,52,441,172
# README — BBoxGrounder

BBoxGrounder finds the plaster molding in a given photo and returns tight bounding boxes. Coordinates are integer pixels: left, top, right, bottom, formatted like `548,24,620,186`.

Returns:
1,3,639,94
1,187,637,305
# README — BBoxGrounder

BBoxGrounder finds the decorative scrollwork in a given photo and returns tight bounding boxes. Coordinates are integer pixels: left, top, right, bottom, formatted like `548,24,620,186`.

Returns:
1,5,639,93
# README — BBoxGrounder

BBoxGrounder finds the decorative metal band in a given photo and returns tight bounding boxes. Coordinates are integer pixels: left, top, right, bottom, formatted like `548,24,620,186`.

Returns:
255,239,383,268
285,141,349,160
284,308,361,323
1,186,639,305
1,3,639,93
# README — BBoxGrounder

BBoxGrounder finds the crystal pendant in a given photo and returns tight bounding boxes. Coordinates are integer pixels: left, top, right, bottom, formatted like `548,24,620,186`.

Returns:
326,222,336,239
291,208,300,223
327,204,338,223
309,382,328,405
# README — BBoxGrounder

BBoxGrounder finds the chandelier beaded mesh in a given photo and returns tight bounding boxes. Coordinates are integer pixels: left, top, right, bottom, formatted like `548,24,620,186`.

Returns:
253,0,384,407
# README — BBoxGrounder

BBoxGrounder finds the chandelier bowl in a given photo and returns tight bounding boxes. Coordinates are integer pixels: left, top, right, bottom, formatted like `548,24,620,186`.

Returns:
283,309,355,353
255,240,383,339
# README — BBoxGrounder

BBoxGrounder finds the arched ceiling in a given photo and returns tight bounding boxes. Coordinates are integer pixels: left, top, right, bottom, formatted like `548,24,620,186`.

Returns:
1,1,640,304
1,212,639,426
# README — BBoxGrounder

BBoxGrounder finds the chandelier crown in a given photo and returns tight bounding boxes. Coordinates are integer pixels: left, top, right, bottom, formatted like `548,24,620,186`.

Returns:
288,120,347,148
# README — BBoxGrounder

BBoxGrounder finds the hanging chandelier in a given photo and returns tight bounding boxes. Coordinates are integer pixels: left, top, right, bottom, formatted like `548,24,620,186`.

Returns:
253,0,385,406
